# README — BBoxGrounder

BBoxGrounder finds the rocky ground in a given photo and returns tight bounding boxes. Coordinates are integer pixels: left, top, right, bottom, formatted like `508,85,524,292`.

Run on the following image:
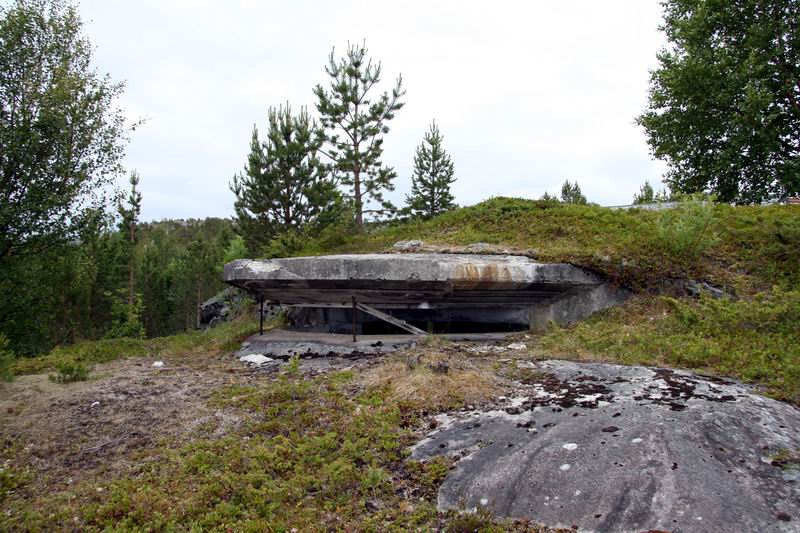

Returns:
2,338,799,532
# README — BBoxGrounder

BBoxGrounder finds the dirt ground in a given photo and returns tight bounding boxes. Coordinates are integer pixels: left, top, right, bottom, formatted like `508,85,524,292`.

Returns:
0,355,258,497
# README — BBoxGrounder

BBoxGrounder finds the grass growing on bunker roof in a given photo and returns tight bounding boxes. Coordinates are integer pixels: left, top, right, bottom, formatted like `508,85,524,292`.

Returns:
295,197,800,293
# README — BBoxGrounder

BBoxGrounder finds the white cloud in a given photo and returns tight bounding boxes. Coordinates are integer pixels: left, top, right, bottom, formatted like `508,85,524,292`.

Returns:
81,0,670,221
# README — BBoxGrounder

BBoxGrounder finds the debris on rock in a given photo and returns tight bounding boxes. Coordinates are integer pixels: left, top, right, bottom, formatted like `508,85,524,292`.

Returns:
151,361,165,368
239,354,273,366
507,342,527,350
392,239,424,251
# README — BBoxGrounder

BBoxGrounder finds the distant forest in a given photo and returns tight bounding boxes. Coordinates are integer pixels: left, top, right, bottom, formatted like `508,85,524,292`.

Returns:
1,214,242,356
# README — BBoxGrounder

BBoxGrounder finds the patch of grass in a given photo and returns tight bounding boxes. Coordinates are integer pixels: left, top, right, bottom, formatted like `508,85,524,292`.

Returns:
2,371,438,531
539,289,800,403
361,350,504,412
49,360,92,384
12,317,262,376
769,448,800,469
294,197,800,292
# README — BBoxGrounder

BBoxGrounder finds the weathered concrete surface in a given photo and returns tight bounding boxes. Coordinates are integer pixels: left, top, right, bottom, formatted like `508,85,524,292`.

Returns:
223,254,609,306
224,254,630,330
237,330,513,358
412,360,800,533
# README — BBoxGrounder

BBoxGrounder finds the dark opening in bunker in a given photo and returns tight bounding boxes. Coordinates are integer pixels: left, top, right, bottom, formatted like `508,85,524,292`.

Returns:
288,306,531,335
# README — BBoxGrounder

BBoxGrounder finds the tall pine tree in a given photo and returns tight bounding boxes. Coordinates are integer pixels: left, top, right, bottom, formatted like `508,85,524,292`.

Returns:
405,121,456,219
117,170,142,306
314,42,405,227
230,104,335,253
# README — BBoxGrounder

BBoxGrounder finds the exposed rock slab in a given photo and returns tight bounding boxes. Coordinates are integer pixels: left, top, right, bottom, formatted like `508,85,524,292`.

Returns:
412,360,800,533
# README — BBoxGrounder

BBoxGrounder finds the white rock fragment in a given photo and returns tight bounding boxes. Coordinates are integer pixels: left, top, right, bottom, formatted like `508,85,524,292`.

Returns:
562,443,578,451
90,401,100,408
479,497,488,506
152,361,165,368
507,342,527,350
560,463,571,471
631,438,643,444
239,354,273,365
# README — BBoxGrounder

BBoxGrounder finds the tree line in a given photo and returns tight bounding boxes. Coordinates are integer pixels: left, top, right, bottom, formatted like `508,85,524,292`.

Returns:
2,0,798,359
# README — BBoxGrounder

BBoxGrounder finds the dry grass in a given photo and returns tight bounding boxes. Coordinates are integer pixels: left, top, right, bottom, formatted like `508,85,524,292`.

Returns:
360,349,505,412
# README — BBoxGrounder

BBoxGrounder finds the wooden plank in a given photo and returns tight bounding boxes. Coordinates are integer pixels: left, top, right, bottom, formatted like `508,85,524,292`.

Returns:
355,303,427,335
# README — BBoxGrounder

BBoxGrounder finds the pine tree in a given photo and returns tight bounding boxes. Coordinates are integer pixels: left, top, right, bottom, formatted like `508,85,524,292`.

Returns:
405,121,456,219
560,180,587,204
117,171,142,306
314,42,405,227
230,105,335,253
633,181,655,204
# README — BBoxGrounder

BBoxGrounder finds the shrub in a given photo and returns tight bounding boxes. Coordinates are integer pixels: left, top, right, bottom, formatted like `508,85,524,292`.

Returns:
0,333,15,382
654,196,719,260
49,360,92,384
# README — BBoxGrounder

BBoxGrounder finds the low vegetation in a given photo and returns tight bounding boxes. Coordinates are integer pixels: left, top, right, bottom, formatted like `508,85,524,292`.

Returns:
294,197,800,293
540,289,800,403
361,347,505,413
1,356,559,531
12,317,260,377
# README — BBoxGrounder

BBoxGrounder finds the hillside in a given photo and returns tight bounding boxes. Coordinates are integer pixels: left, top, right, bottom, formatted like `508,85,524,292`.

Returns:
2,198,799,531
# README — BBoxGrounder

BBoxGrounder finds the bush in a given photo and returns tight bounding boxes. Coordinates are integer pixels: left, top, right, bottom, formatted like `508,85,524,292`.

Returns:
0,333,15,383
654,196,719,260
49,360,92,384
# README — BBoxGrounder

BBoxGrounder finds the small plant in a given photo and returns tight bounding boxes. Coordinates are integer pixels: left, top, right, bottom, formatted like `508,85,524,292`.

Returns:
286,354,300,375
49,360,92,384
0,333,14,383
655,195,719,260
445,507,498,533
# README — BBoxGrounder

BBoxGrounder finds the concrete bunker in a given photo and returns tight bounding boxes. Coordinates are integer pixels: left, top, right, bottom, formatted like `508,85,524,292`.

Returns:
223,253,629,338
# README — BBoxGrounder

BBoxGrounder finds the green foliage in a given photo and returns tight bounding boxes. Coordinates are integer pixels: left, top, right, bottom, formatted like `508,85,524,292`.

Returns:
0,333,15,382
53,374,427,530
104,290,145,339
291,196,800,292
314,41,406,226
13,316,260,376
540,289,800,402
221,235,248,266
633,180,655,204
654,196,719,260
405,120,457,219
637,0,800,203
0,0,128,262
286,353,300,375
49,360,92,384
230,105,336,253
560,180,587,204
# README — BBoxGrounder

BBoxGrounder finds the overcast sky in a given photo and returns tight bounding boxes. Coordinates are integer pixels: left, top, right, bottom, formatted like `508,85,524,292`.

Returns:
79,0,670,222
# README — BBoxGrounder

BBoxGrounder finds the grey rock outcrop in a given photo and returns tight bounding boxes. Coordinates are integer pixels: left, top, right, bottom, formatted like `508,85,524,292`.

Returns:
412,360,800,532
